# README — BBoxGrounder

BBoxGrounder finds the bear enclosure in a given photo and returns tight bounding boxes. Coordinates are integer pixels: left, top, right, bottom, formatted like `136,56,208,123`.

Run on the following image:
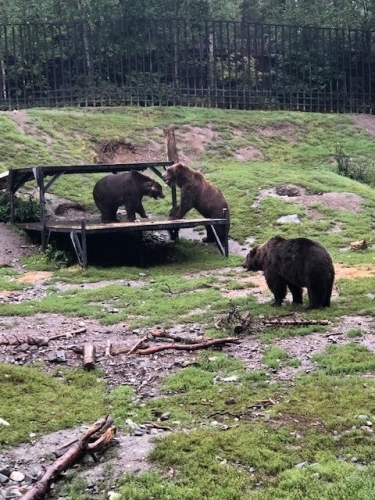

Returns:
0,17,375,113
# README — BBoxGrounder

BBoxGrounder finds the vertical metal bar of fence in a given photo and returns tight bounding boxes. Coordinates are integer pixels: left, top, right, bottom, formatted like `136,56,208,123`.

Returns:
218,20,224,108
25,24,35,106
335,28,340,112
361,31,366,111
348,30,353,113
260,22,265,108
3,25,10,110
33,24,41,106
254,23,259,108
233,21,238,109
267,23,272,108
41,23,49,106
9,26,17,110
354,29,359,112
183,18,189,105
210,21,218,108
368,31,373,113
57,24,64,106
274,25,279,111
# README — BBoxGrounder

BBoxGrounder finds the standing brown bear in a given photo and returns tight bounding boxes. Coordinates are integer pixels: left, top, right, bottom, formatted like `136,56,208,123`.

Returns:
162,162,230,243
93,170,165,223
242,236,335,309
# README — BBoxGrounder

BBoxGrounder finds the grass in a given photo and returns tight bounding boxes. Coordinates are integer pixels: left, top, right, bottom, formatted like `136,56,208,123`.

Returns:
0,364,106,446
3,107,375,499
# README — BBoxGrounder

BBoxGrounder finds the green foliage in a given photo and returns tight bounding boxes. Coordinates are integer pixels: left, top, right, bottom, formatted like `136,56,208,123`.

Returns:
0,192,39,223
0,364,106,446
335,143,375,185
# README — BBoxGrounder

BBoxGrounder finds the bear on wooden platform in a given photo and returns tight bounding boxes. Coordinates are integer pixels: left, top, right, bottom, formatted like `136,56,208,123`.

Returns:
162,162,230,244
242,236,335,309
93,171,165,223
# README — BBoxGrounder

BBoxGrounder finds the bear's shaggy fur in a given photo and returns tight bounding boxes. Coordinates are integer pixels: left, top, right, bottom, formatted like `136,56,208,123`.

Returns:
242,236,335,308
93,170,165,223
162,162,230,243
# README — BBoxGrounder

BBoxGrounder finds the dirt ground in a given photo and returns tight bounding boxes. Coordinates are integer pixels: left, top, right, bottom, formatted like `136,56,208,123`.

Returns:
1,113,375,498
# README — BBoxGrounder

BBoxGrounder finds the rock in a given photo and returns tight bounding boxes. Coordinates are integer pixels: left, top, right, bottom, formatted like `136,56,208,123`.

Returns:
160,413,171,421
47,350,66,363
108,492,121,500
0,419,10,427
276,214,301,224
9,471,25,482
0,473,9,484
295,462,308,469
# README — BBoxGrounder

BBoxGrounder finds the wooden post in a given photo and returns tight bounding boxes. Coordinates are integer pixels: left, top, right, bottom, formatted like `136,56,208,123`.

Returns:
164,128,179,209
164,128,179,163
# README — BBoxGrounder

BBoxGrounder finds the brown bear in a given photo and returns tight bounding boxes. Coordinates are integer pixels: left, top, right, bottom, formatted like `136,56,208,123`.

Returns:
93,170,165,223
162,162,230,243
242,236,334,309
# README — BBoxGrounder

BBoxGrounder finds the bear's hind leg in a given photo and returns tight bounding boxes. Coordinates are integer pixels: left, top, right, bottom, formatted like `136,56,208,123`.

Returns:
287,283,303,305
306,285,325,309
101,207,119,223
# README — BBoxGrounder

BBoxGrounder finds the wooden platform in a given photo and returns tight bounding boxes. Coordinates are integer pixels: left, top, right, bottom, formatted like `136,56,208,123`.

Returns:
3,162,230,267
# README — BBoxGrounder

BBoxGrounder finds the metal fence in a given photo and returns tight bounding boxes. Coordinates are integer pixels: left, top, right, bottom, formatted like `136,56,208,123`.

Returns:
0,17,374,113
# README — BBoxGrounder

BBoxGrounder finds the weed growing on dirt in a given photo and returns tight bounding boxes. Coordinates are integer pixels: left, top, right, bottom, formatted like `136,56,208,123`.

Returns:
0,365,106,446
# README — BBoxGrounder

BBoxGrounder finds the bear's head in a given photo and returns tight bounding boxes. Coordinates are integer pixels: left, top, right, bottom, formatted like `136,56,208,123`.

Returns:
242,245,265,271
162,162,187,188
147,179,165,199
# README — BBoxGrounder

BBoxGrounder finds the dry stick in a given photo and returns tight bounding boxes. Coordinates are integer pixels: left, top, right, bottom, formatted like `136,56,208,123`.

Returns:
83,342,96,370
21,416,115,500
49,327,87,341
152,330,203,344
126,335,148,356
115,337,240,356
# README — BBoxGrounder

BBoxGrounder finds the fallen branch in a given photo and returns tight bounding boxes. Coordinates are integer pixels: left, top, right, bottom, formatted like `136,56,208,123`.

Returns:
0,334,48,347
127,335,148,356
49,327,87,341
0,328,86,347
114,337,240,356
21,415,116,500
261,319,330,326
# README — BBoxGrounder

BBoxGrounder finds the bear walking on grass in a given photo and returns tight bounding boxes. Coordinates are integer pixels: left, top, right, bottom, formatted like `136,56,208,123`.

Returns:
162,162,230,244
242,236,335,309
93,170,165,223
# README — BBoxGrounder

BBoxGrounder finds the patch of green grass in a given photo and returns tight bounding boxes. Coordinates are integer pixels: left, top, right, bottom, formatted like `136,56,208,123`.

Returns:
0,364,106,446
274,372,375,430
312,343,375,375
0,268,28,291
145,358,276,428
0,279,229,327
262,345,301,369
248,460,375,500
346,328,365,338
